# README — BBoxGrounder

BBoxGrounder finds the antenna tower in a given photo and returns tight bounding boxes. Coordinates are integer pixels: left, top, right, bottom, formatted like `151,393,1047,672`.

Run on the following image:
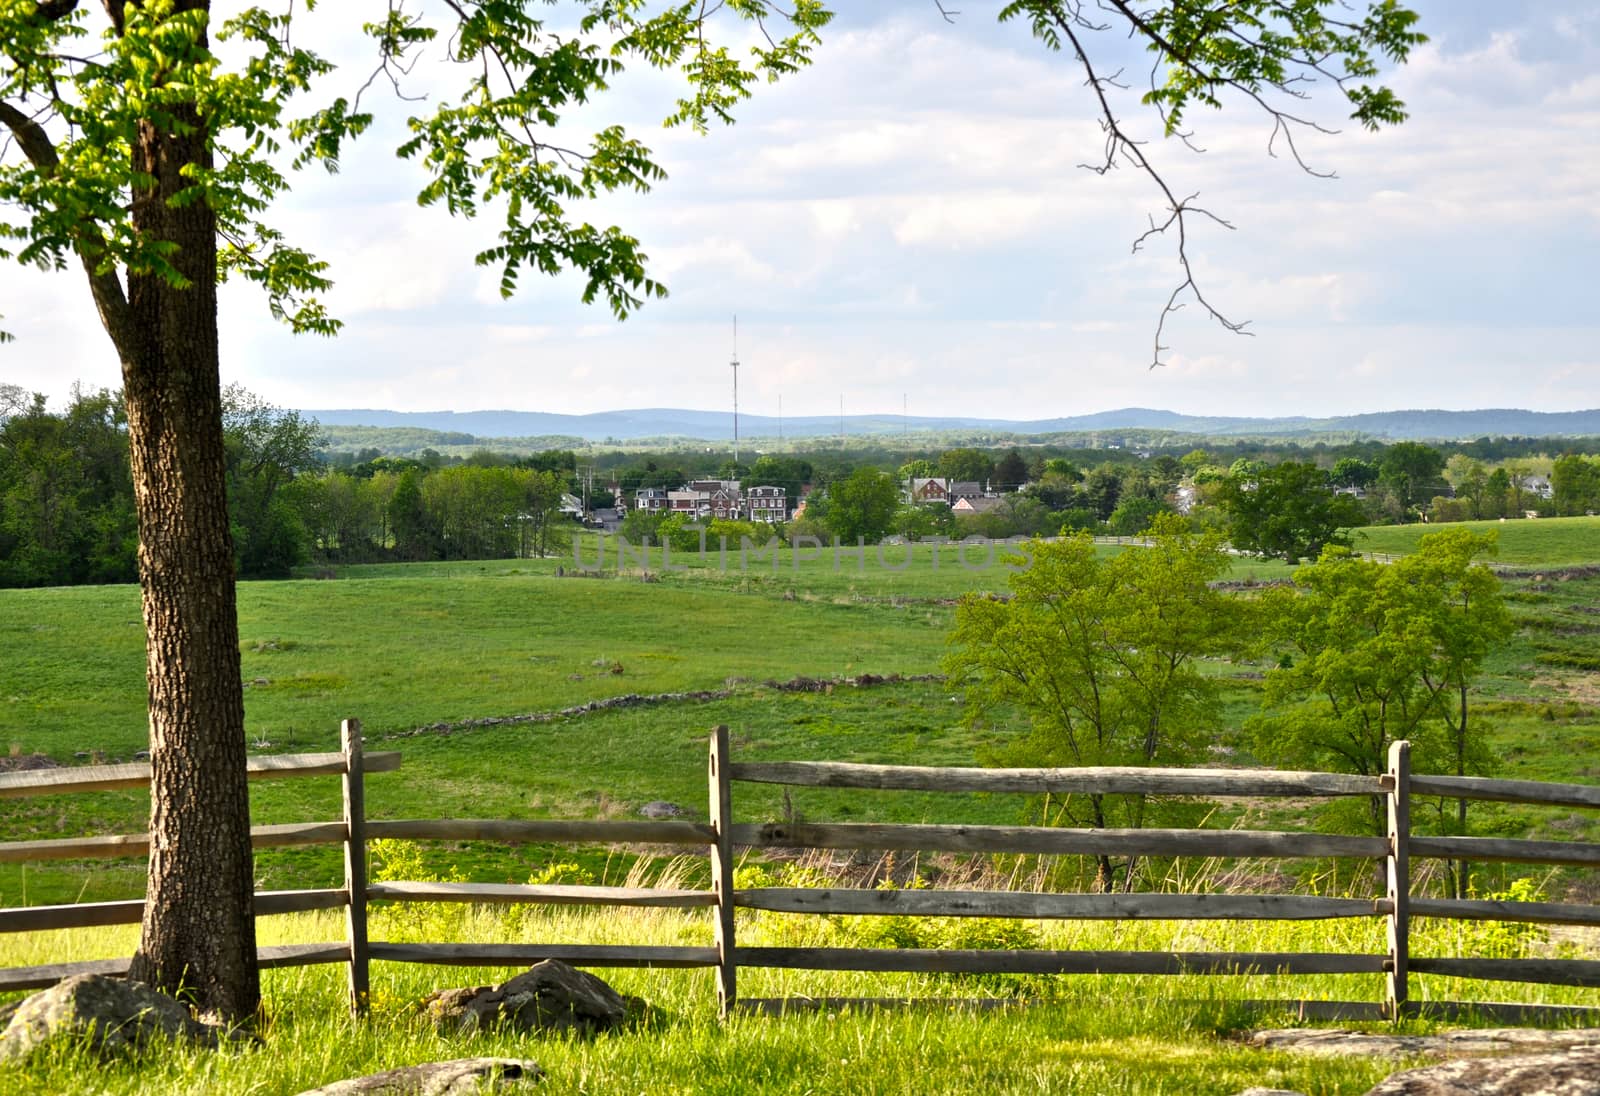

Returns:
730,316,740,464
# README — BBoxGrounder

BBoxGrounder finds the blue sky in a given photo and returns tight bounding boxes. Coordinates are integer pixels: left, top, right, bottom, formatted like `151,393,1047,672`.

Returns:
2,1,1597,420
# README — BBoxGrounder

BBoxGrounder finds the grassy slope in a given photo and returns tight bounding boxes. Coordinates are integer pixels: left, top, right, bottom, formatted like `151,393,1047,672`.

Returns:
1352,515,1600,565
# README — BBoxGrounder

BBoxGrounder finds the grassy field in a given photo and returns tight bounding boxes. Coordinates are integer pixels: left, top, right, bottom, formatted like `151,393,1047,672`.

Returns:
1,526,1597,1093
1351,515,1600,566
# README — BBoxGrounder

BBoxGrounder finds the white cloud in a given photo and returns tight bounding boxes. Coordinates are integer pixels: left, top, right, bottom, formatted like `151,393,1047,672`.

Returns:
3,2,1598,420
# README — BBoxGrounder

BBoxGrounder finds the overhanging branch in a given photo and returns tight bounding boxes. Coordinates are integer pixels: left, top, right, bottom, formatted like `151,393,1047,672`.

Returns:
0,98,137,356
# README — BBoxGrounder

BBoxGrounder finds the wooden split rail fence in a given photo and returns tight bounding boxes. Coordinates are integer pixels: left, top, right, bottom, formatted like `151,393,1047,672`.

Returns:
3,724,1598,1020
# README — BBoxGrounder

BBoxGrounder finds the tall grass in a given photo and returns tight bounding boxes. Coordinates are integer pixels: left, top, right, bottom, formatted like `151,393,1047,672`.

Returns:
3,850,1594,1095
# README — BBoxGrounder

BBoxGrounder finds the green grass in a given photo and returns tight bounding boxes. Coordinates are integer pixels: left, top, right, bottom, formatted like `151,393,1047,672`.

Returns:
0,571,954,760
2,553,1599,1091
4,905,1584,1095
1351,515,1600,566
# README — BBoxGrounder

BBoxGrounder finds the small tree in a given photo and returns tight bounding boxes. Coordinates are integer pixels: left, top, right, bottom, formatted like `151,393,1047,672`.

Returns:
946,515,1241,890
1251,531,1511,839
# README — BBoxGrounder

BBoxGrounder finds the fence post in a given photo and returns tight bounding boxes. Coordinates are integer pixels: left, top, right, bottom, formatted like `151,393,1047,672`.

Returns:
342,718,371,1016
708,724,737,1017
1385,739,1411,1019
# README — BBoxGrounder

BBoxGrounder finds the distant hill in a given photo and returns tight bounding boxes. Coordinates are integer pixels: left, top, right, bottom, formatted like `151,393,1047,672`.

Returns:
307,406,1600,445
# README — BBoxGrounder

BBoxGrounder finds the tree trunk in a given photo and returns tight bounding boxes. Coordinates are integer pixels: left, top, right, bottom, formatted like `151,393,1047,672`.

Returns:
114,3,261,1018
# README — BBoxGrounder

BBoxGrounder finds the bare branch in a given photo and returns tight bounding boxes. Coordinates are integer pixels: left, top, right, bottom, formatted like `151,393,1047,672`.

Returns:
1049,12,1251,367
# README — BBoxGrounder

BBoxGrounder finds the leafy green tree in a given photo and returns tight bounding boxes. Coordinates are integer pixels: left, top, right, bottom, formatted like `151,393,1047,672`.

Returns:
1379,441,1447,515
896,458,937,482
388,468,436,562
1216,460,1365,563
1443,454,1489,519
1552,455,1600,517
1082,466,1123,521
619,507,664,544
818,467,901,544
1107,495,1170,537
0,387,137,586
749,454,813,504
994,449,1029,491
514,468,572,559
1330,457,1379,492
0,0,1424,1017
222,386,320,577
1251,531,1511,837
946,516,1241,889
938,448,995,485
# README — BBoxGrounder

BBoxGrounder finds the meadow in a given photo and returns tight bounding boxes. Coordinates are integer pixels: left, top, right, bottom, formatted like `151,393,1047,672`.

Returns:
2,520,1598,1092
1351,514,1600,566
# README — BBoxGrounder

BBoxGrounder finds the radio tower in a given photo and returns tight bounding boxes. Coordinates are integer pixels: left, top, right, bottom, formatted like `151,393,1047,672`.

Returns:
730,315,740,464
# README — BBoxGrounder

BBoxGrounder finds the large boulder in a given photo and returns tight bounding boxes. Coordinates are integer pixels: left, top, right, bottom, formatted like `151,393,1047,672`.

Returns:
421,961,634,1037
1363,1046,1600,1095
295,1058,544,1095
0,974,223,1061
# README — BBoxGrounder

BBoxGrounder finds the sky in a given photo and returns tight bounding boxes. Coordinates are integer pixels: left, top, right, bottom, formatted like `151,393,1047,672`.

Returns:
2,1,1597,422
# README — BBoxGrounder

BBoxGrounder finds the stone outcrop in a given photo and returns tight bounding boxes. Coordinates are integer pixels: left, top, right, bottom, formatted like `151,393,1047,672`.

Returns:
1364,1046,1600,1095
1248,1029,1600,1060
295,1058,544,1095
421,960,634,1037
0,974,224,1061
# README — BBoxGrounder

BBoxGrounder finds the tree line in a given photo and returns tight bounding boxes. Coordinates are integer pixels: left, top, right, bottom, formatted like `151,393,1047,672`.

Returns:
6,385,1599,589
0,386,580,587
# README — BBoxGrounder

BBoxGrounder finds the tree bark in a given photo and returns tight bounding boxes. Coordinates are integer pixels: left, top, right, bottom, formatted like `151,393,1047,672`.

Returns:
113,0,260,1019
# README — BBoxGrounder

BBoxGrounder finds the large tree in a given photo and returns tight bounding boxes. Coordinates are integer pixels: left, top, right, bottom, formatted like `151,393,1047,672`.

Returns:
1217,460,1366,563
0,0,828,1018
1,1,1422,1017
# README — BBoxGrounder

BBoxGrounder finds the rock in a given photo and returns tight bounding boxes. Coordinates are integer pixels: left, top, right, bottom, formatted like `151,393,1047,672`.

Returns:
1249,1029,1600,1060
1364,1046,1600,1095
295,1058,544,1095
637,801,686,819
0,974,223,1061
421,961,633,1037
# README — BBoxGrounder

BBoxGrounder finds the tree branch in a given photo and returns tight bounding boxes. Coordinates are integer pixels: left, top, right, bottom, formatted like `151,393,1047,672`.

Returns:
1049,12,1250,367
0,98,138,356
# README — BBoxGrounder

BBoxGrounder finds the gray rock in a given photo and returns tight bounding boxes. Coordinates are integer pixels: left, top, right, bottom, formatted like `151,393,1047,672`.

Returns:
421,961,633,1037
1364,1046,1600,1095
295,1057,544,1095
0,974,222,1061
637,801,686,819
1248,1029,1600,1060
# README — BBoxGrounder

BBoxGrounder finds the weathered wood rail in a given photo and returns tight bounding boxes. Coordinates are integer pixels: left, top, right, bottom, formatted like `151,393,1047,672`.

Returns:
1,726,1597,1022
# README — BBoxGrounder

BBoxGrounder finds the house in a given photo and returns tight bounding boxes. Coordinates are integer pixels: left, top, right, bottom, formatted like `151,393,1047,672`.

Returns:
1519,474,1554,500
688,480,744,520
558,493,584,518
908,477,951,505
633,487,670,513
1173,483,1199,515
668,489,710,518
745,485,787,523
952,496,1004,515
949,481,989,504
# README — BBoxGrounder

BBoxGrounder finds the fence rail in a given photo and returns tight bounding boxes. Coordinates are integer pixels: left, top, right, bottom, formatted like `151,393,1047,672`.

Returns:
2,725,1597,1021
